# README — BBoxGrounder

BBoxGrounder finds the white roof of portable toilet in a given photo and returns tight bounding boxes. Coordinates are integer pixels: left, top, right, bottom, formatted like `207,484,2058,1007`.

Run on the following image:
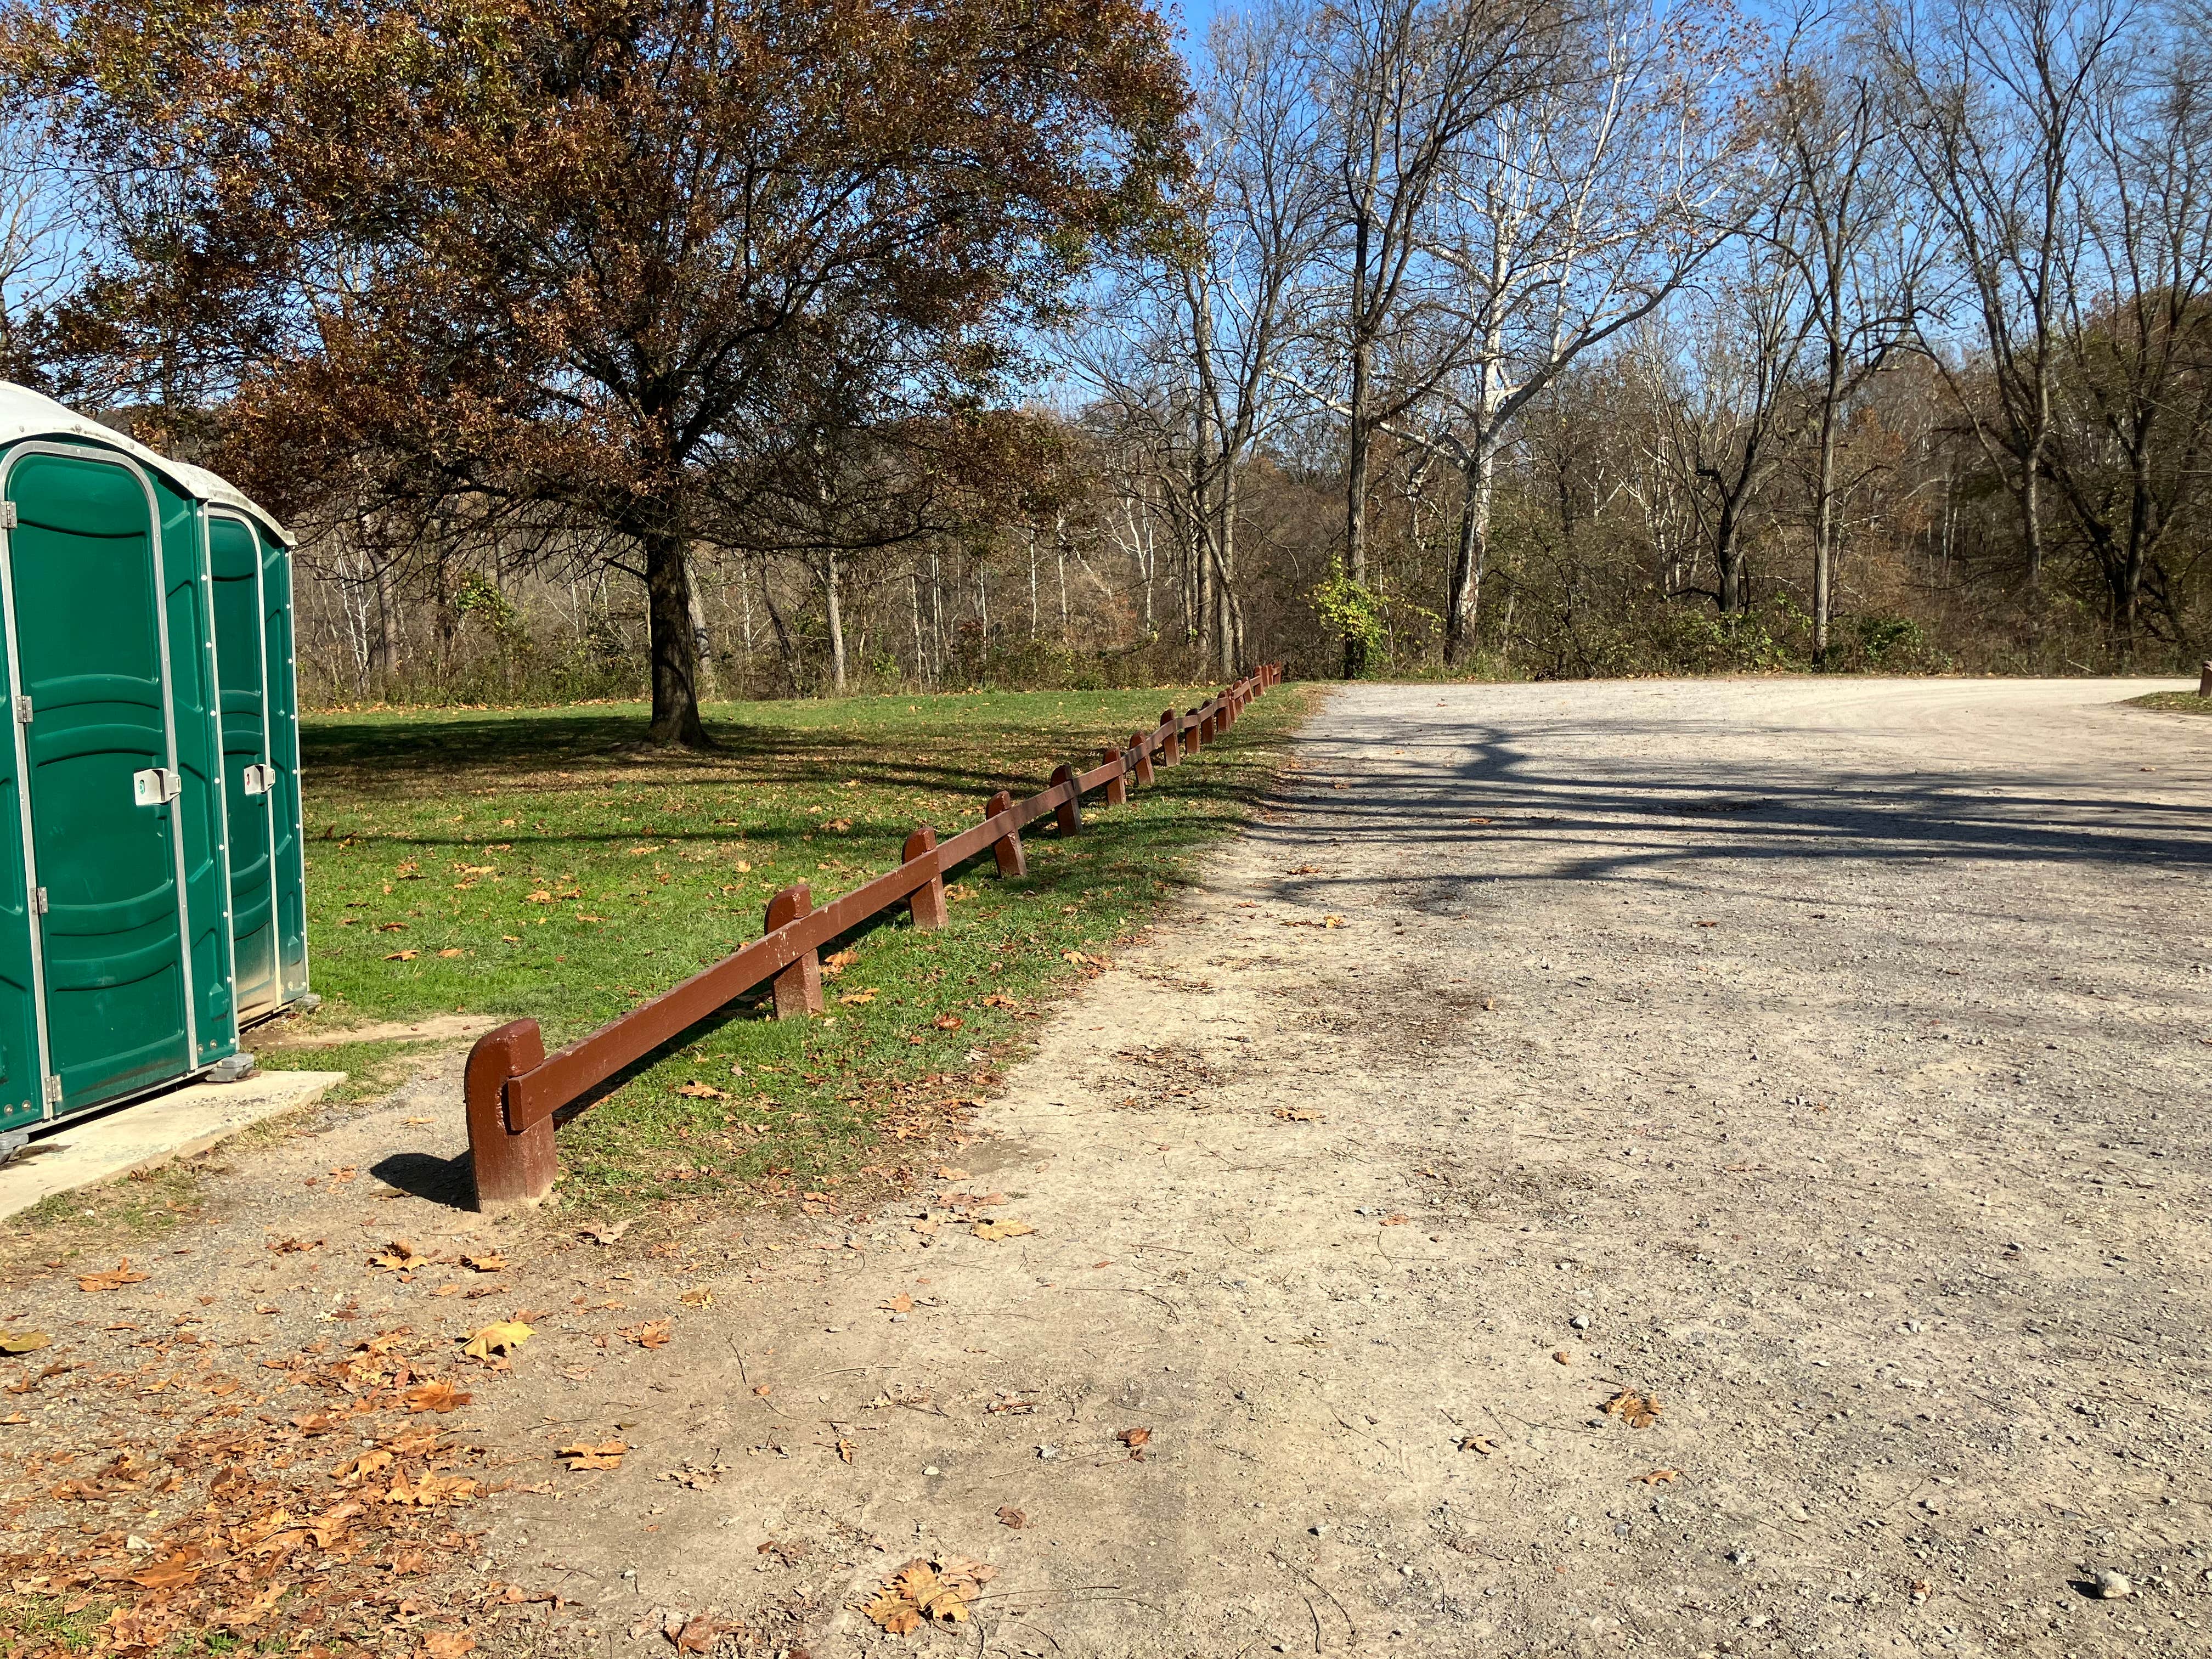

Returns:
164,459,297,548
0,381,295,546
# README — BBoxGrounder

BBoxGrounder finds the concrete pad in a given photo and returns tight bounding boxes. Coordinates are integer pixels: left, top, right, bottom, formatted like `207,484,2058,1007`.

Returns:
0,1069,347,1221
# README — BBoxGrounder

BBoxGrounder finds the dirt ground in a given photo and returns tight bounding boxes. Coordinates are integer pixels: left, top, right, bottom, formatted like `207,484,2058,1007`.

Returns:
4,676,2209,1659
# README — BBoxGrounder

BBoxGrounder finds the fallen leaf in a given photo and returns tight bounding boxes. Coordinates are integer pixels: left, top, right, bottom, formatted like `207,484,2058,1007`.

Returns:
403,1379,472,1415
1117,1427,1151,1448
0,1330,50,1354
664,1612,740,1653
1380,1214,1408,1226
460,1253,507,1272
384,949,419,961
1604,1390,1664,1429
461,1321,533,1361
822,949,858,977
370,1240,426,1271
1271,1107,1321,1122
997,1506,1028,1529
934,1166,970,1180
879,1294,914,1313
860,1555,997,1632
971,1219,1035,1241
557,1438,627,1470
930,1013,964,1030
420,1633,476,1659
620,1320,673,1350
1552,1349,1573,1364
1457,1435,1497,1455
838,989,878,1006
678,1288,713,1307
982,993,1019,1008
376,921,407,932
674,1081,727,1099
579,1220,632,1246
1637,1467,1681,1485
77,1260,148,1293
129,1556,203,1590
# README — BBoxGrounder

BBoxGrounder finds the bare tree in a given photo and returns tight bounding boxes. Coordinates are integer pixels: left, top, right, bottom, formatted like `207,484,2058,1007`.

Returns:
2039,12,2212,651
1305,0,1564,675
1769,14,1927,659
1416,0,1753,661
0,103,71,379
1881,0,2129,592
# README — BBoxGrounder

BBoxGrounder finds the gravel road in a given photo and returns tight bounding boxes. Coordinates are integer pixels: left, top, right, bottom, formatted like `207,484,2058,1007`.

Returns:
8,675,2209,1659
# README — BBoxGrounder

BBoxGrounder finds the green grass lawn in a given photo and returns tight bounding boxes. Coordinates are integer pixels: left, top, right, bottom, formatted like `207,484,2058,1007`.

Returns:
274,685,1314,1213
2126,690,2212,715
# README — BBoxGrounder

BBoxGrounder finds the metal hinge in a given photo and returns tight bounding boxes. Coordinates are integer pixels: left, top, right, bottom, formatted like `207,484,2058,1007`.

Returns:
31,887,46,916
42,1076,61,1107
12,696,27,726
0,503,16,530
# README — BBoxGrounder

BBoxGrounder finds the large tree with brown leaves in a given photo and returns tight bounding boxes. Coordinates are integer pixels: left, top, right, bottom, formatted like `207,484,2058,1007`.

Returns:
10,0,1189,743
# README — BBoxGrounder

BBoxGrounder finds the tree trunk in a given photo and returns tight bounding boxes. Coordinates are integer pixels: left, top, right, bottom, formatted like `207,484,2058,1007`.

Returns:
823,548,848,693
1055,510,1070,640
1812,383,1839,664
684,546,717,702
1343,334,1373,679
644,529,710,747
1443,444,1493,666
1216,475,1242,671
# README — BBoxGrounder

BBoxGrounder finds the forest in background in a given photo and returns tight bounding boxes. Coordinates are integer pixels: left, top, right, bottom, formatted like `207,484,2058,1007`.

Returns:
2,0,2208,724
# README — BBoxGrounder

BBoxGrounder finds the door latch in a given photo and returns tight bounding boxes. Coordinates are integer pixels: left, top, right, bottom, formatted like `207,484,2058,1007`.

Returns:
242,761,275,797
132,768,182,806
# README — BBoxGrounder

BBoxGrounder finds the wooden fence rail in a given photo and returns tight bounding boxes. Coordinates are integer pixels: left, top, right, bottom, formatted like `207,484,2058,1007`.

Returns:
461,664,1283,1210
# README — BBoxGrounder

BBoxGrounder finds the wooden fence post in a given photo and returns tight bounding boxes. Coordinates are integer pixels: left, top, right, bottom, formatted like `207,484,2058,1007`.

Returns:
1158,710,1181,765
1051,763,1083,834
764,883,823,1018
1130,732,1155,787
2200,659,2211,697
903,826,949,930
986,788,1028,877
1101,745,1128,805
466,1018,552,1212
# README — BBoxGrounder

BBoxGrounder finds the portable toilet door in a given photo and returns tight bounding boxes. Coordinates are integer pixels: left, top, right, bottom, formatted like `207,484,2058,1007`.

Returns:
171,460,308,1020
0,441,203,1120
180,464,308,1023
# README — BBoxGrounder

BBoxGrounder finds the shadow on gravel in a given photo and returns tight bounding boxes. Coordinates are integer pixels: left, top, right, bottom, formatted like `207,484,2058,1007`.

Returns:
1251,721,2209,908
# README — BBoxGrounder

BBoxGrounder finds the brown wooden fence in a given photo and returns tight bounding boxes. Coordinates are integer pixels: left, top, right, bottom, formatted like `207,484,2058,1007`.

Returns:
460,664,1283,1210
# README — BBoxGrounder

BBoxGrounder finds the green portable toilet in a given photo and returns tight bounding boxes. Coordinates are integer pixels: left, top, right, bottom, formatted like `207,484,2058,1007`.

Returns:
169,461,311,1025
0,382,306,1132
